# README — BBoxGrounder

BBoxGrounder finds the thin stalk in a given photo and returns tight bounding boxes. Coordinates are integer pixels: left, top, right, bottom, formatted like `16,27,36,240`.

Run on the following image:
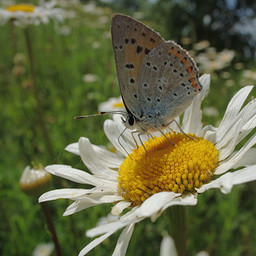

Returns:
40,202,62,256
166,205,187,256
23,28,55,159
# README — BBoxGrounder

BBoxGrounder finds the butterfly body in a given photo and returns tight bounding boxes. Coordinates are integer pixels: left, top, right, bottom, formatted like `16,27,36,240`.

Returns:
111,14,202,133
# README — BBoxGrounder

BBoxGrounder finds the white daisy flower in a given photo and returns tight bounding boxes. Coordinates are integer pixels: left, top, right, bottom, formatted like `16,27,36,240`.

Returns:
98,96,125,112
32,242,54,256
82,73,98,83
39,74,256,255
0,1,65,27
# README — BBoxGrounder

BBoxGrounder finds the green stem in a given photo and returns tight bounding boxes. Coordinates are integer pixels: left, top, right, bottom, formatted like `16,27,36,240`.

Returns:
166,205,187,256
40,202,62,256
23,28,55,159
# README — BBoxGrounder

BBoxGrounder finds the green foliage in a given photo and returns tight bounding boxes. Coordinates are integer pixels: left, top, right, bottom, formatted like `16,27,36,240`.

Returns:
0,1,256,256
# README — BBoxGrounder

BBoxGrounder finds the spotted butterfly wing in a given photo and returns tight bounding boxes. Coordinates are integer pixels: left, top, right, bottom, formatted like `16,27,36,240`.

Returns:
111,14,164,117
136,42,202,130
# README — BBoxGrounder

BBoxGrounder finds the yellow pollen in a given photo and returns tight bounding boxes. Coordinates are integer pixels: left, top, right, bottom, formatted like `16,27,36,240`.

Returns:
118,132,219,206
6,4,35,13
113,101,125,108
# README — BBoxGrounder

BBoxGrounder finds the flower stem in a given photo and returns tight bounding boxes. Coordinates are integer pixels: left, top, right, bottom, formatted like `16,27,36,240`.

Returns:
40,202,62,256
23,28,55,159
166,205,187,256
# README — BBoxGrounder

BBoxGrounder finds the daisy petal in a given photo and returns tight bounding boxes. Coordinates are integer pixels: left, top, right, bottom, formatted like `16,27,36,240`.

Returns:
138,191,180,217
78,137,118,178
182,74,210,134
38,188,91,202
65,142,79,155
216,86,254,141
104,119,130,156
86,221,127,238
78,230,117,256
215,132,256,174
45,164,115,187
232,148,256,168
111,201,132,215
112,224,134,256
63,194,123,216
197,165,256,194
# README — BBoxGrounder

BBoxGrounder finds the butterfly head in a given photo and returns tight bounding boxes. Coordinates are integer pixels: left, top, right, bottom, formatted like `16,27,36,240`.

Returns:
121,114,138,130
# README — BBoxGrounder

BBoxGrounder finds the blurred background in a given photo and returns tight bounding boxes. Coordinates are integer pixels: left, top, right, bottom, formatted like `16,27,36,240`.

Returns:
0,0,256,255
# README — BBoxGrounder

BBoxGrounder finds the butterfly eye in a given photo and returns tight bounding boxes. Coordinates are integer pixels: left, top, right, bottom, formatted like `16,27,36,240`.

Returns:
124,115,136,129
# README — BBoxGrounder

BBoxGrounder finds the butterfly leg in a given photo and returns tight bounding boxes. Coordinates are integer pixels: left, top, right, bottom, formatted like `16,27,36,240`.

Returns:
118,127,133,156
156,127,174,145
171,119,195,140
131,130,139,149
137,131,148,156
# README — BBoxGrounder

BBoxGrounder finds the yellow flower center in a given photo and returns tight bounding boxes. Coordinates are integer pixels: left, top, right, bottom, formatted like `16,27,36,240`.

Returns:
113,101,124,108
6,4,35,13
118,132,219,206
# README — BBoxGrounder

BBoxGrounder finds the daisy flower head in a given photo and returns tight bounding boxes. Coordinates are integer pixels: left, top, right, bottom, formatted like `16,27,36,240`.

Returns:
39,74,256,255
98,96,125,112
0,0,65,27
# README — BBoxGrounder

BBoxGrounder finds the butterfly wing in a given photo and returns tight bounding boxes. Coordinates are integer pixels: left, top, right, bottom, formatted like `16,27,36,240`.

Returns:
111,14,164,116
137,41,202,126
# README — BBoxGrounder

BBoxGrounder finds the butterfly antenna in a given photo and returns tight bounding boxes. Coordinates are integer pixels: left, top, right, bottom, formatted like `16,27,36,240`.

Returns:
74,111,128,119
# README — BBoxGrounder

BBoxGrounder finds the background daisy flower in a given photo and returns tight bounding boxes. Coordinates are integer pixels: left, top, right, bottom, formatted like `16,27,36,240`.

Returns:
0,1,65,27
39,74,256,255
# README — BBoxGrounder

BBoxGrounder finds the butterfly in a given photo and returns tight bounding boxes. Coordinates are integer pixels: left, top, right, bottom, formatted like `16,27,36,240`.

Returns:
76,14,202,150
111,14,202,135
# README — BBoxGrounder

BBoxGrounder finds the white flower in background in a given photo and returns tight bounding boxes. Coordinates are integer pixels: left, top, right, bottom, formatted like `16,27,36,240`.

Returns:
243,70,256,81
195,47,235,73
0,1,65,27
98,96,125,112
39,75,256,255
82,74,98,83
92,41,100,49
160,236,209,256
193,40,210,51
32,243,54,256
20,165,52,196
82,2,103,16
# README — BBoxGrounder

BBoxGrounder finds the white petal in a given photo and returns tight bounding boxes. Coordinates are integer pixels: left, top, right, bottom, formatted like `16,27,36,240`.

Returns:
91,144,123,168
78,137,118,178
161,193,198,212
63,193,123,216
66,138,123,169
215,132,256,174
111,201,132,215
86,220,127,238
200,124,217,143
197,165,256,194
216,86,253,142
65,142,79,155
138,191,180,217
38,188,91,202
232,148,256,169
104,119,131,156
112,224,134,256
160,236,178,256
182,74,210,134
45,164,116,187
78,230,117,256
216,98,256,160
